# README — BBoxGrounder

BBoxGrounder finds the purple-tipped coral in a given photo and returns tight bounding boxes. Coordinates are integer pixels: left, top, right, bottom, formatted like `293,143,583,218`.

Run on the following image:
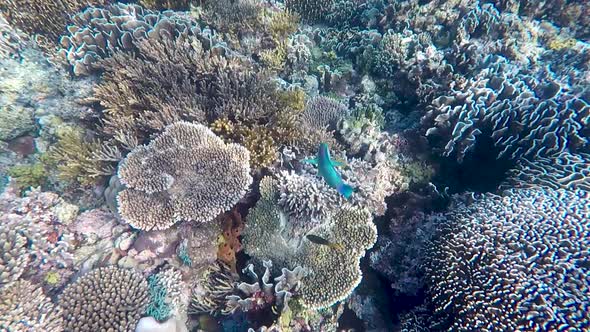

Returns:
425,188,590,331
58,266,150,331
117,121,252,231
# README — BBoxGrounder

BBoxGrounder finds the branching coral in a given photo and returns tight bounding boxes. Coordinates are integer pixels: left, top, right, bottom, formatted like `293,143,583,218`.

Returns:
190,261,237,315
146,268,189,323
117,121,252,231
58,2,214,75
139,0,192,10
59,266,149,331
226,260,307,314
424,188,590,330
0,280,64,331
285,0,334,23
199,0,264,35
0,13,25,59
242,177,377,309
501,151,590,191
0,0,108,50
0,220,30,288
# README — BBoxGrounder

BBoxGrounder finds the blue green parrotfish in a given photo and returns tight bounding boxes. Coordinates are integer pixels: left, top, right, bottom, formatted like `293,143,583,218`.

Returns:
303,143,354,199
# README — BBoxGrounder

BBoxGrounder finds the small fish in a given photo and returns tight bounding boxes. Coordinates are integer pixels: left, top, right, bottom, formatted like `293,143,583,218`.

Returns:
306,234,344,251
303,143,354,199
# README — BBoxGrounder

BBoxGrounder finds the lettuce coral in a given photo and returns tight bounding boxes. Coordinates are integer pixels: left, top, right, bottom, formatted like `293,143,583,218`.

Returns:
117,121,252,231
425,188,590,330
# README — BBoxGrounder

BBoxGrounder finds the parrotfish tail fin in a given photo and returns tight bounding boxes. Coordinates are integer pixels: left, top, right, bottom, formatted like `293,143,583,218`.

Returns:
303,158,318,165
338,183,354,200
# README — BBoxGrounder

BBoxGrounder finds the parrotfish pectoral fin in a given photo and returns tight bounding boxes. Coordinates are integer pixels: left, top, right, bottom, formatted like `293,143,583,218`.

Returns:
330,159,346,167
302,158,318,165
337,183,354,200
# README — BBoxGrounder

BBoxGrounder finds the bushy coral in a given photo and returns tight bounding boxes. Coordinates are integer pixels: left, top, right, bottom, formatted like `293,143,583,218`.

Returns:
58,3,214,75
425,188,590,330
139,0,192,10
59,266,150,331
0,13,25,59
0,105,35,141
0,220,30,288
190,261,237,315
117,122,252,231
7,163,48,192
0,280,64,331
285,0,334,23
501,151,590,191
199,0,264,35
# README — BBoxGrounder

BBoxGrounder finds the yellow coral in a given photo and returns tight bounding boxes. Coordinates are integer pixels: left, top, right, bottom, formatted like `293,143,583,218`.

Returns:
547,37,577,50
260,42,288,71
267,9,300,41
237,126,278,169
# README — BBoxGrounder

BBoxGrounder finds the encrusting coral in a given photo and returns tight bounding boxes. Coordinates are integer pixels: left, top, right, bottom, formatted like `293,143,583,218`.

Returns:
0,280,64,331
59,266,150,331
425,188,590,331
117,121,252,231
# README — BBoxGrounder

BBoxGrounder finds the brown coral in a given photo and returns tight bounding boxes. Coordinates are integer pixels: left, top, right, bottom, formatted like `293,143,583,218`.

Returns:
0,280,64,331
117,121,252,231
190,261,237,315
216,209,244,273
59,266,149,332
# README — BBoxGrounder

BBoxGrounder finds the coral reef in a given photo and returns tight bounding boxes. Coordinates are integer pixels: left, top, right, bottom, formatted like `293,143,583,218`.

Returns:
242,177,377,309
217,210,245,273
0,0,109,50
117,121,252,231
501,151,590,191
0,13,25,59
58,3,215,75
425,188,590,330
190,261,237,315
285,0,334,23
59,266,150,331
0,280,64,331
146,268,189,323
0,105,35,141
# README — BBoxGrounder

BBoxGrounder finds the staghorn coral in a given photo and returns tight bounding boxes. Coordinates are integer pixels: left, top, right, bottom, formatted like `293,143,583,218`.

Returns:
45,126,117,185
501,151,590,191
285,0,334,23
58,2,215,75
59,266,149,331
0,0,108,51
0,280,64,331
117,121,252,231
226,260,307,314
423,55,590,162
424,188,590,331
190,261,237,315
242,177,377,309
199,0,264,35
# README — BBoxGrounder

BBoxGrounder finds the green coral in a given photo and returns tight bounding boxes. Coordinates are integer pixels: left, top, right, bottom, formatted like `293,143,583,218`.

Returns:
7,163,48,192
145,274,172,321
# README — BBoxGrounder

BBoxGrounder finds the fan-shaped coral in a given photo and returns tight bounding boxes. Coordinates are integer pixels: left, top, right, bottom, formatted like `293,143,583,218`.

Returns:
0,280,64,331
424,188,590,331
58,2,215,75
117,121,252,231
59,266,150,331
423,55,590,162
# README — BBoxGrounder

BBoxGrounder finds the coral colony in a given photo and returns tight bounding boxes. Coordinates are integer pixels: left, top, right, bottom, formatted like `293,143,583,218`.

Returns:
0,0,588,331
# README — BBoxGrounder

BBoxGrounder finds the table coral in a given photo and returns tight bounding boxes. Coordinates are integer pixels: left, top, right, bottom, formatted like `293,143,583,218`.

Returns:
425,188,590,331
117,121,252,231
59,266,150,332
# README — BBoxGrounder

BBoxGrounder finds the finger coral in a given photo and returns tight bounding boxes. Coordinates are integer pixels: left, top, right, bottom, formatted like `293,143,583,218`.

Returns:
425,188,590,331
0,221,30,287
59,266,150,331
117,121,252,231
0,280,64,331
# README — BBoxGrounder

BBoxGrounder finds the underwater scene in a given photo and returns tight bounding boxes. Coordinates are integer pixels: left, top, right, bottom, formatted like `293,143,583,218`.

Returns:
0,0,589,331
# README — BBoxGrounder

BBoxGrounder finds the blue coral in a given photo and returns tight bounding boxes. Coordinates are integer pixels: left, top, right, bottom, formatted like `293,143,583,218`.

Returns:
145,274,172,321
